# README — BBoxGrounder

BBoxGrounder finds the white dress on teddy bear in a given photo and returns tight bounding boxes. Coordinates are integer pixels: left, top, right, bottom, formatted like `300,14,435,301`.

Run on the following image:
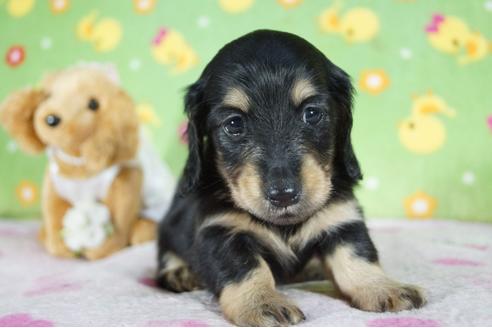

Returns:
47,132,176,252
47,132,176,222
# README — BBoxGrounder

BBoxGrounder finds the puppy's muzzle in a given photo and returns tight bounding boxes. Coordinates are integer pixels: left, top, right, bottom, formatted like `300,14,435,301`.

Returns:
264,166,301,208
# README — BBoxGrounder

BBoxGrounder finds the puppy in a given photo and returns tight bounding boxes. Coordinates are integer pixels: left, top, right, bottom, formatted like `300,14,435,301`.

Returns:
156,30,426,326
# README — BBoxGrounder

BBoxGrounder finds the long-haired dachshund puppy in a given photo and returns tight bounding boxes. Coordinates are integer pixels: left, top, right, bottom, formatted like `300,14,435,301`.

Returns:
157,30,426,326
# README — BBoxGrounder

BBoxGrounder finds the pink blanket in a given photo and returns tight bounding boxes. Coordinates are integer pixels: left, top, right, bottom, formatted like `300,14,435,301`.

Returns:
1,219,491,326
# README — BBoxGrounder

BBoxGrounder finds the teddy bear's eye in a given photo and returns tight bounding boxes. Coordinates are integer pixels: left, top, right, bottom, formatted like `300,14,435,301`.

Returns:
88,98,99,111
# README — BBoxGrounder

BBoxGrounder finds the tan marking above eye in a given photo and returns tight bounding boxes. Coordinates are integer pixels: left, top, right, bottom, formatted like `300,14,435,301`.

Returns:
291,78,317,106
223,87,250,112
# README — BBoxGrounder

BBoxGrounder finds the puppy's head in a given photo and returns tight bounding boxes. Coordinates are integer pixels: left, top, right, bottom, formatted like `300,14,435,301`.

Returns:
182,30,361,225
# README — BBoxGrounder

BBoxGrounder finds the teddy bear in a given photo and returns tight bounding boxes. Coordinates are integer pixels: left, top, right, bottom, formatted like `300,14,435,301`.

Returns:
0,65,175,260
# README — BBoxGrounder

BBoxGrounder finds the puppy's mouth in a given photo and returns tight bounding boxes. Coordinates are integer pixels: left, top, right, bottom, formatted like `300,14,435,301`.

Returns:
266,211,306,226
253,197,321,226
226,157,332,226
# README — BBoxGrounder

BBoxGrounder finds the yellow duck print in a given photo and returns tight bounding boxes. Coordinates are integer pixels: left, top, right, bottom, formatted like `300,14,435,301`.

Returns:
277,0,303,9
399,92,455,154
319,0,379,43
425,14,490,65
77,11,122,52
6,0,35,17
136,103,161,127
218,0,254,13
151,27,198,74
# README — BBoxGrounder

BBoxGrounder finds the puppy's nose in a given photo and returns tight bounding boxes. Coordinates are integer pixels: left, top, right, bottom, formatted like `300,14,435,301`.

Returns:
45,114,61,127
267,186,300,208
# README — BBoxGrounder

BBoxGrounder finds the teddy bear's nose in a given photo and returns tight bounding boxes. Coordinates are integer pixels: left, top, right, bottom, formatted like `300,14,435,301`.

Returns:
45,114,61,127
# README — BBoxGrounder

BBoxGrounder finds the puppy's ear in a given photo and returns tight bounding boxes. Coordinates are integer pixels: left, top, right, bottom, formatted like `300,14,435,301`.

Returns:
180,79,206,194
328,64,362,181
0,88,46,154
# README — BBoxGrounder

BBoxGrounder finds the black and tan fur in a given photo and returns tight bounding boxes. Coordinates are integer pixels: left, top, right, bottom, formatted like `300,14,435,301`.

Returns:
157,30,425,326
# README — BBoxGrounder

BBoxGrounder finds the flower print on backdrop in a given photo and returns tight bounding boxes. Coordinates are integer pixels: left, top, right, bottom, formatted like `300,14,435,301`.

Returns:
16,181,39,207
404,191,437,219
133,0,156,14
358,69,390,95
49,0,69,14
5,45,26,67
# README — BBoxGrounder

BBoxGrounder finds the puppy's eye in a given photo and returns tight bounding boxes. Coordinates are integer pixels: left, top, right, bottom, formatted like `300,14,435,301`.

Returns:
88,98,99,111
302,107,324,125
223,115,245,136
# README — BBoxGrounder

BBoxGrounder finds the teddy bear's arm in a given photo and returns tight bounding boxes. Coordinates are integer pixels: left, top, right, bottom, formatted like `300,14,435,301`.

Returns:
83,166,143,260
41,170,76,258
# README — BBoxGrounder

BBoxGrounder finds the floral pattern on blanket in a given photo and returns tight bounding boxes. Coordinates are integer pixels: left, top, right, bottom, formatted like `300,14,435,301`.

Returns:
1,219,492,326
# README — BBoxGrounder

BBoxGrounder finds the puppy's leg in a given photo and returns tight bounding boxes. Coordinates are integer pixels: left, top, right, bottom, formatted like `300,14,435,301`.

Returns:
195,224,305,326
288,257,326,283
84,167,142,260
42,172,74,258
320,221,426,312
156,251,200,292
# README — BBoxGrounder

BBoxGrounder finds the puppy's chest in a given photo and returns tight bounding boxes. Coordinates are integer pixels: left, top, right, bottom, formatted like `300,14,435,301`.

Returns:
259,226,322,275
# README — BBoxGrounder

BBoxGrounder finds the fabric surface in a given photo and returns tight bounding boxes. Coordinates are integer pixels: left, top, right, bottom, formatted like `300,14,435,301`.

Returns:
1,218,491,326
1,1,491,221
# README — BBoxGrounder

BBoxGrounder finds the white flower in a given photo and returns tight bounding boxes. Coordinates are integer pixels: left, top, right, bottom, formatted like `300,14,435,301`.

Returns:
62,201,113,252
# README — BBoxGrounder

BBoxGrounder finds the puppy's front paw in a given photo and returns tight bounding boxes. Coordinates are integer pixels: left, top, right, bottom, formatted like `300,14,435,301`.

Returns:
223,291,305,326
350,283,426,312
156,266,201,292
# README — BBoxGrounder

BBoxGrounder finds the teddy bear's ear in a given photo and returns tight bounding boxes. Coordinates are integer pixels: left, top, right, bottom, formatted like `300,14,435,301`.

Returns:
0,88,46,154
81,89,139,172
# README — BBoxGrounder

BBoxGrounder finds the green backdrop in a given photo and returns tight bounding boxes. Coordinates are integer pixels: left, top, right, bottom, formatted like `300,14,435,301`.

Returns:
1,0,491,221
